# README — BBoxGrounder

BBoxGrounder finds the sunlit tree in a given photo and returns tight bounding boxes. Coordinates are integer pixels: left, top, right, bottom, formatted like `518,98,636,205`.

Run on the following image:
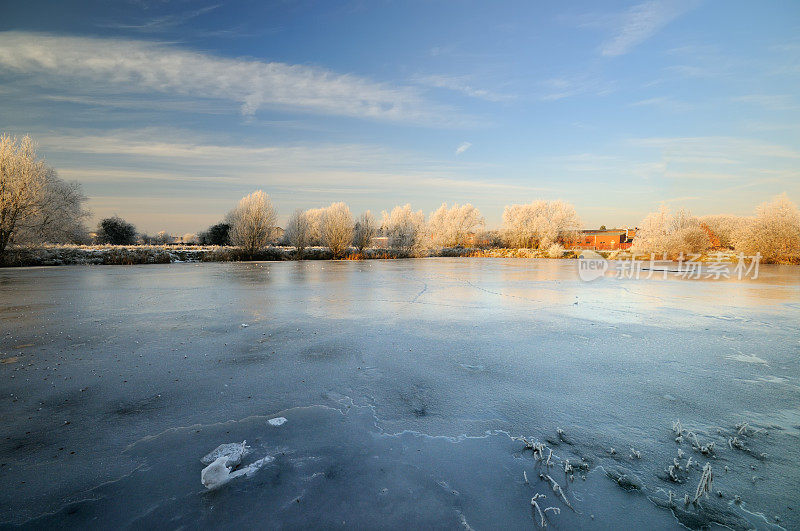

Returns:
321,202,353,258
228,190,277,255
427,203,484,247
381,204,426,254
733,194,800,261
631,206,710,256
502,200,581,249
0,134,89,254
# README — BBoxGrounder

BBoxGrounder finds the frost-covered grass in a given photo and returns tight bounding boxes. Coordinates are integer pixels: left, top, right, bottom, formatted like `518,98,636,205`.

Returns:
2,244,797,267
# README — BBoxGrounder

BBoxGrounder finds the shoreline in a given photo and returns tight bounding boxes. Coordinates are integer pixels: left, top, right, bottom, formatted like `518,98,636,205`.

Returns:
1,245,797,267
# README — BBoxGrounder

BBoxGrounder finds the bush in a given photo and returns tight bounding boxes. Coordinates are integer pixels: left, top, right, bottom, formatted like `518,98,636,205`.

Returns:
96,216,137,245
199,222,231,246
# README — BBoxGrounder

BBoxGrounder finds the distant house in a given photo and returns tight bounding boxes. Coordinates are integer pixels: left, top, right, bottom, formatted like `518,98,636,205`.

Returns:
371,235,389,248
569,228,636,250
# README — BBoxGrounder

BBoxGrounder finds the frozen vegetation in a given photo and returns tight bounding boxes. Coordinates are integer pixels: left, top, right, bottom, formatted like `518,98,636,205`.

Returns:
0,259,797,528
2,133,799,265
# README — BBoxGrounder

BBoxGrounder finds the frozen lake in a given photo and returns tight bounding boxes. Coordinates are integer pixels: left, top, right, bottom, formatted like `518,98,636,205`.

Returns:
1,258,798,529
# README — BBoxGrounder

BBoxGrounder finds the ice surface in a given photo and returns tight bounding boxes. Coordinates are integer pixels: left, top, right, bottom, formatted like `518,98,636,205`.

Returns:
0,259,798,528
267,417,287,426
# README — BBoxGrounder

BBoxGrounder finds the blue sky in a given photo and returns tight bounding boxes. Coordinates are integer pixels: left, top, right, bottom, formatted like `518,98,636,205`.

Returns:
1,0,799,233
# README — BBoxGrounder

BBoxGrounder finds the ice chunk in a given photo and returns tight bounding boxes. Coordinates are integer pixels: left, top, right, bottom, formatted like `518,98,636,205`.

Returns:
200,440,249,467
268,417,287,426
201,456,235,490
201,454,275,490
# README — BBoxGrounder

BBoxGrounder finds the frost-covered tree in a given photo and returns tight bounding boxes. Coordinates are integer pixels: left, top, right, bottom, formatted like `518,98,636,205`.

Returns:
427,203,484,247
285,209,312,257
631,206,711,256
154,230,172,245
502,200,581,249
15,167,89,245
733,194,800,261
182,233,198,244
699,215,748,249
304,207,326,246
96,216,137,245
0,134,89,253
228,190,277,255
353,210,376,252
321,202,353,258
381,204,426,254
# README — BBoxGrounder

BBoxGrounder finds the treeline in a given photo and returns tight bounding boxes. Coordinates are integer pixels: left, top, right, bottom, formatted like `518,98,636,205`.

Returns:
632,195,800,262
2,134,799,262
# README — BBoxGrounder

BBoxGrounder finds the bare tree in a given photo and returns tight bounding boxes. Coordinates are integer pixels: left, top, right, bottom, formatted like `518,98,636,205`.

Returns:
381,204,426,255
321,202,353,258
502,200,581,248
285,209,312,258
228,190,277,255
353,210,376,253
733,194,800,261
427,203,484,247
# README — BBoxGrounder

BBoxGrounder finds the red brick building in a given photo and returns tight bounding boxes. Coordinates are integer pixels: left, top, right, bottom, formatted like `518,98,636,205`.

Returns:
569,229,636,250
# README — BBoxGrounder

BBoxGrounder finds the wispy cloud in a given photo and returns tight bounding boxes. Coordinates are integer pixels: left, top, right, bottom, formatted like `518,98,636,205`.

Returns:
413,74,515,102
630,96,693,111
0,31,456,125
732,94,798,111
601,1,697,57
455,142,472,155
629,136,800,161
538,75,616,101
100,4,222,32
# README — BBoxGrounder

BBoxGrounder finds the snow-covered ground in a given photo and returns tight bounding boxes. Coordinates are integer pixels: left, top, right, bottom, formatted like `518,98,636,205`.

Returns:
0,258,797,528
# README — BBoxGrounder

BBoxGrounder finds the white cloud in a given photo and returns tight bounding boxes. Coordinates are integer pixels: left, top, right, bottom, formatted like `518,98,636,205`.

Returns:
413,74,515,102
601,1,697,57
455,142,472,155
0,31,454,124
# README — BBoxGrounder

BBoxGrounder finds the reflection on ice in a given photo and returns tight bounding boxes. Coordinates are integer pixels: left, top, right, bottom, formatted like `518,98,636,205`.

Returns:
0,259,797,529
